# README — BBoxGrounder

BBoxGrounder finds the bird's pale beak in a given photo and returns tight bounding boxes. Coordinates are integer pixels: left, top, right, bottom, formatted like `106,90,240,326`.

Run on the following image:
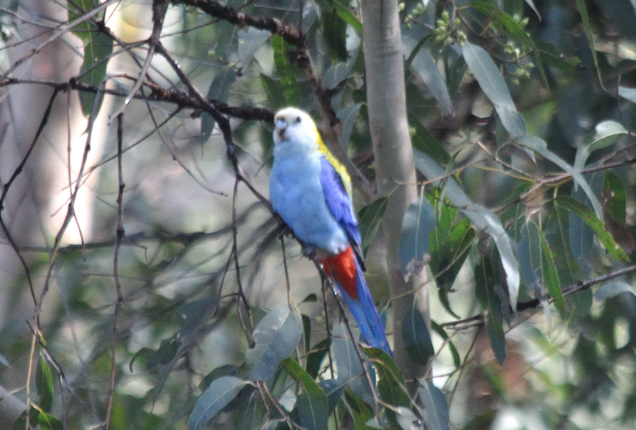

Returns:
276,118,287,140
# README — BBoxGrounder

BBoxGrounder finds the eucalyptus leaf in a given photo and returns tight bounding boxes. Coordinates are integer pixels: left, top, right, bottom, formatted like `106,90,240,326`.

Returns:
418,381,450,430
189,376,248,430
574,120,627,171
246,305,303,381
413,150,520,310
618,86,636,104
398,196,436,282
462,42,526,138
515,135,603,219
594,281,635,301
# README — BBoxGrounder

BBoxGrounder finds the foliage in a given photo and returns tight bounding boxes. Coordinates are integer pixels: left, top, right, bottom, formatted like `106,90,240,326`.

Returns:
2,0,636,429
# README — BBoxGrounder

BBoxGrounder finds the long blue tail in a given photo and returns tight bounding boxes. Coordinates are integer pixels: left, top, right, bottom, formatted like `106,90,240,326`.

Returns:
336,260,392,356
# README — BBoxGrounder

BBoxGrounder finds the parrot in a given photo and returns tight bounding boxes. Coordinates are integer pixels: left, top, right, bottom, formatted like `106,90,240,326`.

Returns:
269,107,391,355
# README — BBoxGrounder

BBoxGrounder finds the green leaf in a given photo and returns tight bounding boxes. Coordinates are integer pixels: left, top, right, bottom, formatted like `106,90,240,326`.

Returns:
332,323,374,406
238,27,270,68
272,35,302,106
337,103,361,149
515,135,603,219
344,389,375,429
574,0,604,88
246,305,303,381
202,67,236,142
475,258,507,364
594,281,635,301
414,150,520,310
364,348,409,428
260,73,286,109
418,381,450,430
332,0,363,34
323,7,348,61
36,354,54,413
408,112,451,165
282,359,329,430
188,376,248,430
77,30,113,117
468,2,548,87
398,196,436,282
318,379,346,413
402,302,435,364
358,197,388,256
555,196,629,262
431,322,460,368
618,86,636,104
306,339,329,378
604,170,626,224
405,38,453,116
519,222,545,302
573,120,627,171
540,230,564,310
236,388,266,430
462,41,526,138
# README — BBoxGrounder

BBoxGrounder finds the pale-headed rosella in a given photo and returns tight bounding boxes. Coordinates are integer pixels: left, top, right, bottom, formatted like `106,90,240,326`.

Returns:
269,107,391,355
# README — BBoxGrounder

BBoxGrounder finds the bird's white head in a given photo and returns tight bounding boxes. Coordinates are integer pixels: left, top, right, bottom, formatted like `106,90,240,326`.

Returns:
273,107,320,148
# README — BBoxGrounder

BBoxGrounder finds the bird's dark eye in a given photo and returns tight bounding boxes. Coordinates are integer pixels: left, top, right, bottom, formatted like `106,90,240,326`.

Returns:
295,116,302,123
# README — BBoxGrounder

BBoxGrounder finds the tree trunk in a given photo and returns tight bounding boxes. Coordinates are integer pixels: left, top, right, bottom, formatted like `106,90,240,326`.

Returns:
361,0,429,380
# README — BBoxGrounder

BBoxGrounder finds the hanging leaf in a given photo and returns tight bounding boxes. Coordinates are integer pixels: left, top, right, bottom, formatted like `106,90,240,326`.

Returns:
405,38,454,116
237,27,270,68
189,376,249,430
418,381,450,430
337,103,361,149
358,197,388,255
573,120,627,171
555,196,629,262
398,196,436,282
574,0,604,88
246,305,303,381
618,86,636,104
594,281,635,301
414,150,521,310
475,257,507,364
462,41,526,138
468,2,548,86
282,359,329,430
431,322,461,368
36,353,54,413
202,67,236,142
402,302,435,364
272,35,302,106
515,135,603,219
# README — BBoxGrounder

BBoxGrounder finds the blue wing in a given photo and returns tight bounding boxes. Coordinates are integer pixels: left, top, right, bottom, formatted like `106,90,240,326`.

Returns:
319,157,365,265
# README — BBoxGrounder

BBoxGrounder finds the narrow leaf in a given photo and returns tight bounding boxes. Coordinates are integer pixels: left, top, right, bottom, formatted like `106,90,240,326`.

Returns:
402,303,435,364
594,281,635,301
260,73,286,109
618,86,636,104
36,354,54,413
431,322,460,368
540,231,564,309
462,41,526,138
414,150,520,310
398,196,436,282
272,35,301,106
555,196,629,262
246,305,303,381
188,376,248,430
516,135,603,219
469,2,548,86
574,0,604,88
358,197,388,255
407,41,454,116
337,103,361,149
202,67,236,142
574,120,627,171
418,381,450,430
238,27,270,68
283,359,328,430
